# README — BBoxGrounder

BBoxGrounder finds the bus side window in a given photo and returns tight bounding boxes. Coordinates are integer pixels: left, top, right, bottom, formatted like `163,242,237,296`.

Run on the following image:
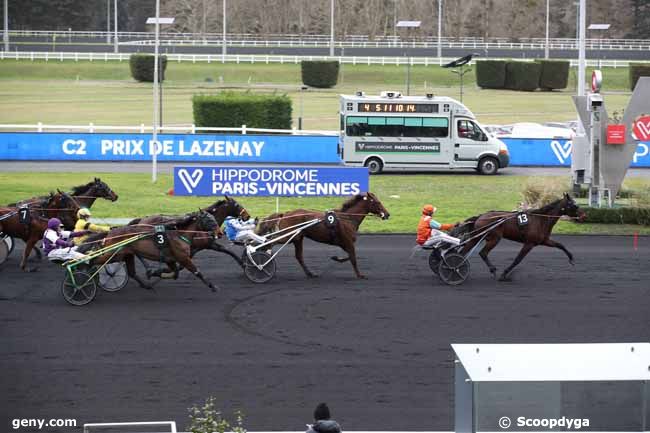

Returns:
458,120,486,141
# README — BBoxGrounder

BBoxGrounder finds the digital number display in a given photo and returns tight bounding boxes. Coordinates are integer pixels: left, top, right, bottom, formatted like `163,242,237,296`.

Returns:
358,103,438,113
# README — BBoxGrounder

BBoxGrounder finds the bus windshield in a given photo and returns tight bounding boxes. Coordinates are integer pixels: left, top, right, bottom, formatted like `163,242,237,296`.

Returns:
345,116,449,138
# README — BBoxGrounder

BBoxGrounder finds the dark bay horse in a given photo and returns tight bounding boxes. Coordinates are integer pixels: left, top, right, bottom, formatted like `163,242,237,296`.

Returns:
257,192,390,279
0,207,49,271
452,193,586,281
82,210,223,291
9,178,118,210
128,196,250,265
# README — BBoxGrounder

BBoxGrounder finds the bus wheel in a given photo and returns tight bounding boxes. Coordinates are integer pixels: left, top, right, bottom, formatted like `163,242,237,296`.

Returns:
365,158,383,175
478,157,498,175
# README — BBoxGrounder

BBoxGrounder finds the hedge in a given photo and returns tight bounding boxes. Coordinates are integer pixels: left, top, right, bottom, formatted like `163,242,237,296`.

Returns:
583,207,650,225
129,54,167,82
476,60,507,89
505,61,542,91
629,63,650,91
301,60,339,88
192,92,292,129
537,60,569,90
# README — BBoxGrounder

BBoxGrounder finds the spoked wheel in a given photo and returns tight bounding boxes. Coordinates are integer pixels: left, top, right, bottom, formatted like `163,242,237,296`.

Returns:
428,249,441,275
438,253,471,286
61,269,98,306
98,262,129,292
243,251,276,284
0,238,8,266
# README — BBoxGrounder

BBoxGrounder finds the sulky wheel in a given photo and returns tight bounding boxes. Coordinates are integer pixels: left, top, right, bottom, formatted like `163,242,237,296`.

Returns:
61,269,98,306
438,252,471,286
98,262,129,292
243,251,277,284
428,249,441,275
0,238,8,266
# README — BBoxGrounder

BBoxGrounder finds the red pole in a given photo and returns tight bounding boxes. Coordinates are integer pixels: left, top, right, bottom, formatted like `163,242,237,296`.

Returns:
633,232,638,251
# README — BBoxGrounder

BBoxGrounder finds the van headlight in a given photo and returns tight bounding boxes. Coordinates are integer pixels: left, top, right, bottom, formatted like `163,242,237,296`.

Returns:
498,141,509,154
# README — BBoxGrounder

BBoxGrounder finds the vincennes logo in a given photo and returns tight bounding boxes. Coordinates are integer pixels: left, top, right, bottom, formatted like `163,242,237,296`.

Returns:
550,140,572,164
177,169,204,193
632,114,650,141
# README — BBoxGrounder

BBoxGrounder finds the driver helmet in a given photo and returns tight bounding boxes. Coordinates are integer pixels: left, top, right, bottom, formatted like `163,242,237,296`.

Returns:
422,204,436,216
47,217,63,230
77,208,92,219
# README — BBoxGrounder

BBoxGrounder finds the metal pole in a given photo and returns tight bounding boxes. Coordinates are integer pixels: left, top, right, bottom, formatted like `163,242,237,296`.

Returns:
407,55,411,95
222,0,227,56
544,0,550,59
299,87,304,130
329,0,334,57
152,0,160,183
437,0,442,61
577,0,586,97
106,0,110,44
3,0,8,52
113,0,118,53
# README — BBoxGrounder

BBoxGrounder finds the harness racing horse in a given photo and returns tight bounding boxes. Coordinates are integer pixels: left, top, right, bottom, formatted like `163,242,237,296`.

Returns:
0,192,80,271
257,192,390,279
9,178,118,210
128,196,250,265
451,193,586,281
81,210,223,292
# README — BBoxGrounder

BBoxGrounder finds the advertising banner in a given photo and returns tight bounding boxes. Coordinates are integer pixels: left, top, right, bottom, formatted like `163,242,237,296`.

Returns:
0,132,339,163
173,166,369,197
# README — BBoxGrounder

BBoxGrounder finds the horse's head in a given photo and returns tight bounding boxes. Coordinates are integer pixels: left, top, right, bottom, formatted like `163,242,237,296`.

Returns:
224,195,250,221
561,193,586,222
197,210,222,238
362,192,390,220
91,177,119,202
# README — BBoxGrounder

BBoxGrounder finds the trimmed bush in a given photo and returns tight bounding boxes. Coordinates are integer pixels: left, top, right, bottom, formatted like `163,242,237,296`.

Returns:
301,60,339,88
629,63,650,91
129,54,167,82
476,60,507,89
583,207,650,225
505,61,541,91
192,91,292,129
538,60,570,90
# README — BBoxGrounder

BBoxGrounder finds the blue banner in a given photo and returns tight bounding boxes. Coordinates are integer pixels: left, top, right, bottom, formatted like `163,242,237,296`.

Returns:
173,166,369,197
502,138,650,167
0,132,339,163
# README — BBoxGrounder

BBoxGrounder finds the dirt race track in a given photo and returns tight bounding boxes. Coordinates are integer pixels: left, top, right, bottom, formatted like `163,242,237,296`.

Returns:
1,235,649,432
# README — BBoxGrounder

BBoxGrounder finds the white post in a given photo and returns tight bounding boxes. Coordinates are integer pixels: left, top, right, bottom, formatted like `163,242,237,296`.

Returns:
152,0,160,183
544,0,550,59
437,0,442,60
222,0,227,56
577,0,586,97
3,0,8,52
113,0,118,53
329,0,334,57
106,0,110,44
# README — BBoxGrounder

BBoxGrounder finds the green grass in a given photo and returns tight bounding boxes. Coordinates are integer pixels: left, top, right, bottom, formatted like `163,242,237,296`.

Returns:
0,60,634,129
2,172,649,235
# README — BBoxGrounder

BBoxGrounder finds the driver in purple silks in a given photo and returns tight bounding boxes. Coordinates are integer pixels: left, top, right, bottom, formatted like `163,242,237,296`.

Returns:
42,217,90,262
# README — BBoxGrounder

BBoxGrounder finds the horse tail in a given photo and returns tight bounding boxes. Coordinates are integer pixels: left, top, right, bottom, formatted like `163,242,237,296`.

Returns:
450,215,478,238
128,217,141,225
77,232,109,253
256,213,283,235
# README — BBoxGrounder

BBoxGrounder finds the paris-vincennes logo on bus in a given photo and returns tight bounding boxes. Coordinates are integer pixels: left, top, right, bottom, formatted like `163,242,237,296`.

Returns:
632,114,650,141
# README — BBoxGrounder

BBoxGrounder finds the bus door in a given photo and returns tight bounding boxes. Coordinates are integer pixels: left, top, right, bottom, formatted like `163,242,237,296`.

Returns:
454,118,490,165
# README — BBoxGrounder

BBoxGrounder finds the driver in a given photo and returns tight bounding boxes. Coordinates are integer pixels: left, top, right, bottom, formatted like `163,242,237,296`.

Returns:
416,204,460,248
74,208,110,245
224,215,267,245
42,217,90,262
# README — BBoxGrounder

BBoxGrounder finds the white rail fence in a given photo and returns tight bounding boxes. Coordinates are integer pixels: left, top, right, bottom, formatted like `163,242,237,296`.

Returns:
0,123,338,136
1,51,648,68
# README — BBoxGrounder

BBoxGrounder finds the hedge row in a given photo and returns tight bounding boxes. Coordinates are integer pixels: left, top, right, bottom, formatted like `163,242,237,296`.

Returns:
629,63,650,91
476,60,569,91
301,60,339,88
583,207,650,226
129,54,167,82
192,91,292,129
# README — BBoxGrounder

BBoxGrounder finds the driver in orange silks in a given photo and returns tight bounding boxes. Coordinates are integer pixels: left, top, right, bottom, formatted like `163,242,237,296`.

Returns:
416,204,460,248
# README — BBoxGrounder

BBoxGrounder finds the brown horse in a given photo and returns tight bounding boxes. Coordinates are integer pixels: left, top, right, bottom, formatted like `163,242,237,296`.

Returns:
128,196,250,265
452,193,586,281
9,178,118,210
257,192,390,279
81,210,223,291
0,191,80,271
